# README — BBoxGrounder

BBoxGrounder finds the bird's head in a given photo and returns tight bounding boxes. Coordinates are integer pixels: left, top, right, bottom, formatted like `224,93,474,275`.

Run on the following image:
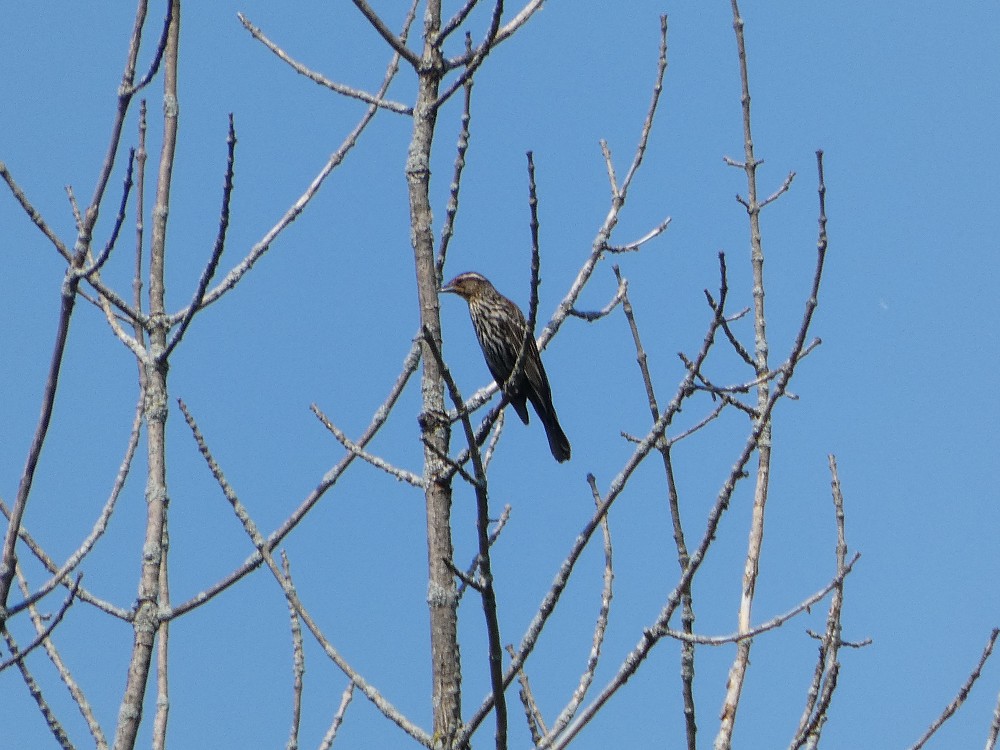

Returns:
440,272,494,301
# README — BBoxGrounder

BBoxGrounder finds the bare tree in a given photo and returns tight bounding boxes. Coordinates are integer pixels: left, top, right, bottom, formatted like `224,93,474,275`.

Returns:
2,3,997,750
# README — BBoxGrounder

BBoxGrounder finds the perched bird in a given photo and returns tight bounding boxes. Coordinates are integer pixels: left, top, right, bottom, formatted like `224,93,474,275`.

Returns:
440,272,571,463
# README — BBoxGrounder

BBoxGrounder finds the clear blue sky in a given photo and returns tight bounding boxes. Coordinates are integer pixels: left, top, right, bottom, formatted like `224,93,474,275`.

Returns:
2,2,999,748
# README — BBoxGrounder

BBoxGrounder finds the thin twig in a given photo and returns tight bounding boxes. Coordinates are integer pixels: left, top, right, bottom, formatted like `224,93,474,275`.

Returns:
985,689,1000,750
351,0,421,68
282,553,305,750
83,148,135,279
907,628,1000,750
436,33,476,281
605,217,671,253
505,151,542,405
0,270,84,613
657,553,860,645
507,643,547,744
0,576,81,673
567,276,627,322
433,0,504,109
544,476,614,740
457,505,512,601
0,500,130,620
238,13,412,115
1,627,76,750
66,185,83,231
129,4,172,93
0,162,71,260
440,0,480,41
318,683,355,750
614,261,699,749
164,114,237,360
759,170,796,209
14,568,108,748
312,404,425,487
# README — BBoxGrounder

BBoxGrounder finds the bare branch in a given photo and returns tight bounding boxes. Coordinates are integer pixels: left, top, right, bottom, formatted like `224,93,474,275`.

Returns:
543,15,669,346
760,170,796,209
14,568,109,748
620,14,668,193
312,404,425,487
319,683,356,750
0,576,81,673
421,326,508,749
237,12,412,115
434,0,505,108
129,3,172,94
615,260,699,748
0,499,130,620
657,552,860,645
506,151,542,407
509,647,547,743
454,16,670,423
545,476,614,740
436,34,476,281
440,0,481,41
164,114,237,360
567,274,626,322
1,628,76,750
605,216,671,254
282,553,305,750
457,506,512,602
497,0,545,39
0,162,72,261
66,185,83,232
87,0,173,253
464,280,728,747
788,455,855,748
0,270,85,613
545,266,824,748
82,148,135,278
986,689,1000,750
600,140,618,197
908,628,1000,750
351,0,421,68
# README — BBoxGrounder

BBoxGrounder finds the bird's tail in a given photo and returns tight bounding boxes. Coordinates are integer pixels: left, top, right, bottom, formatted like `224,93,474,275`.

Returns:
532,397,571,463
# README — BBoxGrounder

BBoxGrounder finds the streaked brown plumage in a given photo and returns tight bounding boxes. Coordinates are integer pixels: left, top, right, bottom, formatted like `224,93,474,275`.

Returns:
440,272,571,463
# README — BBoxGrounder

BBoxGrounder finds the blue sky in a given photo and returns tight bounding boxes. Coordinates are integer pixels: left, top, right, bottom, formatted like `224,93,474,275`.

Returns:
2,2,999,748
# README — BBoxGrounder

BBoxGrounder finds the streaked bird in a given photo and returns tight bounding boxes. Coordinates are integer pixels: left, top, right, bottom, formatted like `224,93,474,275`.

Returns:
440,272,571,463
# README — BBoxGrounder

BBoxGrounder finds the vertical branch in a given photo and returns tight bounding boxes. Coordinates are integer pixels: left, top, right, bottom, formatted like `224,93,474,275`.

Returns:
614,264,699,749
0,271,81,613
283,553,305,750
717,1,770,745
134,100,148,321
403,1,463,745
789,452,849,749
436,34,475,281
113,2,179,749
427,330,508,750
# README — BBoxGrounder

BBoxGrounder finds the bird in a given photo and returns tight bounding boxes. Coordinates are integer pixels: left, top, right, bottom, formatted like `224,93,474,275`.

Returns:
440,271,571,463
